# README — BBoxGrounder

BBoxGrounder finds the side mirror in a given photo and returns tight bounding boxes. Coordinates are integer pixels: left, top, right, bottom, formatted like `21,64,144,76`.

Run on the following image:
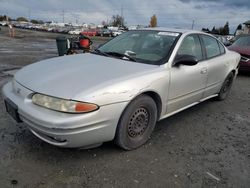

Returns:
174,55,199,66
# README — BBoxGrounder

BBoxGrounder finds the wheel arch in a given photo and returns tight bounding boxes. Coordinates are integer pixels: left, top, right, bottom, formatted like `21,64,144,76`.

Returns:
142,91,162,120
124,91,163,121
114,91,161,149
115,91,162,136
231,69,236,76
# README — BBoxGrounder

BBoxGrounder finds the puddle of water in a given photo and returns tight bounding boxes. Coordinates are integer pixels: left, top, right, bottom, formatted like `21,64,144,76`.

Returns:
3,69,18,76
0,49,15,53
0,64,21,74
30,42,56,49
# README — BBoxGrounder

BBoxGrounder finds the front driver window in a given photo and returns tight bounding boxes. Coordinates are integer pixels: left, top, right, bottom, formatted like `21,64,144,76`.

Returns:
177,35,203,61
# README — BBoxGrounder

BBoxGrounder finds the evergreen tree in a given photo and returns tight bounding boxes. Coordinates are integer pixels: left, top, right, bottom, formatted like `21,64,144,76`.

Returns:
223,22,229,35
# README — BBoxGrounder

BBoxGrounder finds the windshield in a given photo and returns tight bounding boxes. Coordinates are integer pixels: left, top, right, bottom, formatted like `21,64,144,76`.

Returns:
97,30,181,65
233,36,250,46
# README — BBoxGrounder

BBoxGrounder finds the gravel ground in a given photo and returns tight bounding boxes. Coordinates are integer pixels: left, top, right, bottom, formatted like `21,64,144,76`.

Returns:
0,26,249,188
0,26,108,66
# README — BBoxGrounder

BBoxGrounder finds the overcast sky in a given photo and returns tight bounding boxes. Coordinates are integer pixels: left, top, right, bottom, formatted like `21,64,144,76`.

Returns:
0,0,249,32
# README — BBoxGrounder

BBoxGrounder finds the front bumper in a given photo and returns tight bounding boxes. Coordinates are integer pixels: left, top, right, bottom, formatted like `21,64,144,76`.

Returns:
2,81,128,148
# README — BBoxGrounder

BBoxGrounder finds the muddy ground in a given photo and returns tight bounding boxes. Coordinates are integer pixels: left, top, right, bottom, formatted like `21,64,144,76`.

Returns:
0,26,249,188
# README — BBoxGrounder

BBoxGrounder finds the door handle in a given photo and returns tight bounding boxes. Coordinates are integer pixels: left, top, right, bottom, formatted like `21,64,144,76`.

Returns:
200,68,207,74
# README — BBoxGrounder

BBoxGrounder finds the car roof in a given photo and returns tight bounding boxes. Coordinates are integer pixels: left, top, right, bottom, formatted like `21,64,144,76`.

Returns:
138,27,210,35
140,27,204,35
236,34,250,38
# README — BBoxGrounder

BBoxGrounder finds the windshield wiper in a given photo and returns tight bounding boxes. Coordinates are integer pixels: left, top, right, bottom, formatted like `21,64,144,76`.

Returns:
91,49,109,56
105,51,137,62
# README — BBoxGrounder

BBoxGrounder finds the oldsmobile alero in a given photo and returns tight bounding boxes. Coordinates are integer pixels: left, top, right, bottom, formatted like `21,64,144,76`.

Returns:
2,28,241,150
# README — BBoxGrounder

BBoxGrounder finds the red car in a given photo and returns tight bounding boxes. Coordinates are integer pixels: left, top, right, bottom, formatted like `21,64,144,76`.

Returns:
228,35,250,72
81,29,97,36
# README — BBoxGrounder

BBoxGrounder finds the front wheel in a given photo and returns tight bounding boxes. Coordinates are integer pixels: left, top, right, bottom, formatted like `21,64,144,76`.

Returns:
115,95,157,150
217,72,234,100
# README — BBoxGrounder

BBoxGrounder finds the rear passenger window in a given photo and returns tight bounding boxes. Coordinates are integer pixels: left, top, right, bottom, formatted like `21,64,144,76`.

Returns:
201,35,221,59
218,42,225,54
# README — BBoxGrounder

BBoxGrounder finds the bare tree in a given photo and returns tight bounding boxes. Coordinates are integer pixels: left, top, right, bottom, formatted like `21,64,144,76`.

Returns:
110,15,124,27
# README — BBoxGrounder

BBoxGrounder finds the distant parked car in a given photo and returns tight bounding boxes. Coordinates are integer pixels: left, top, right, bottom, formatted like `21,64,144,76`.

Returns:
57,28,70,34
69,29,82,35
228,35,250,72
46,28,53,32
0,21,7,26
112,30,124,37
214,35,231,46
97,28,112,37
81,29,97,36
2,28,240,150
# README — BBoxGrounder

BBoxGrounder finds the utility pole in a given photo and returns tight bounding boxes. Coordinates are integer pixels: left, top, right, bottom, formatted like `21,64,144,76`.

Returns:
62,10,65,23
106,17,109,26
191,20,195,30
121,5,123,18
6,11,9,22
28,9,31,22
121,5,123,27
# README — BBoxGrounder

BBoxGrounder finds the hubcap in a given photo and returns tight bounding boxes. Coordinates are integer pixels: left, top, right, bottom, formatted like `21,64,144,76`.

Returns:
127,108,149,138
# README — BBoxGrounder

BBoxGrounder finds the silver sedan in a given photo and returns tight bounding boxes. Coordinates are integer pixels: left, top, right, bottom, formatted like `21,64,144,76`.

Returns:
2,28,240,150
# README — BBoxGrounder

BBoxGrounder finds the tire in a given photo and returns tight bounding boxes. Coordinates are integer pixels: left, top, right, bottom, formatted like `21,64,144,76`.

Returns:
217,72,234,100
115,95,157,150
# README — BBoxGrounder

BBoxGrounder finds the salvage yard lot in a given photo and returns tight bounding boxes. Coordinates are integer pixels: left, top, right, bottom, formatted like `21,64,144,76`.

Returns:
0,27,249,188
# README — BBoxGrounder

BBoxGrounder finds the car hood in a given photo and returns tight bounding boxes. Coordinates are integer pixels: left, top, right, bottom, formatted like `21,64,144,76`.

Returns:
15,53,159,104
228,45,250,56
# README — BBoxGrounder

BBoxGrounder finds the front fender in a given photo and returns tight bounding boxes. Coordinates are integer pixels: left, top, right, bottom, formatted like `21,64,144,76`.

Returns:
73,69,170,107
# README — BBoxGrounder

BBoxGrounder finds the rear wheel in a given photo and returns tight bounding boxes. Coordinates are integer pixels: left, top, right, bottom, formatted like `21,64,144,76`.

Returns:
115,95,157,150
217,72,234,100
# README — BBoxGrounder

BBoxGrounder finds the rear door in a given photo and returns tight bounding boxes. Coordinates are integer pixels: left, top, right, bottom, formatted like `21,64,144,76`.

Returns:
168,34,207,113
199,34,229,98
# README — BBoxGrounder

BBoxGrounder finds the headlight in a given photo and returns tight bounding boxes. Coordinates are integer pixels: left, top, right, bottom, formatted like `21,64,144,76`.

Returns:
32,93,99,113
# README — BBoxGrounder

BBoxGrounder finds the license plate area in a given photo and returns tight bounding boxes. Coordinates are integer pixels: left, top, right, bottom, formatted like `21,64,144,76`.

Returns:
4,98,22,123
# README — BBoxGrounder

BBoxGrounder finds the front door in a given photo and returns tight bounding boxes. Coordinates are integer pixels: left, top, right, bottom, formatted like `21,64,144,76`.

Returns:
167,34,207,113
